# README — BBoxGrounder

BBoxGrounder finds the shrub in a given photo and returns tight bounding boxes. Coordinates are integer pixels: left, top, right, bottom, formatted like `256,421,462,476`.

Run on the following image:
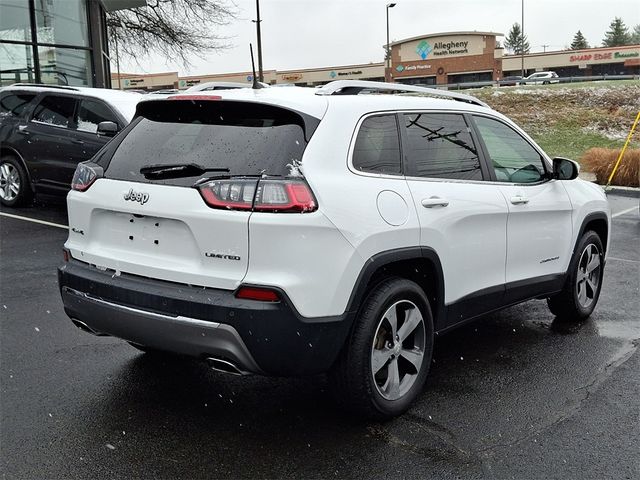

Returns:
581,147,639,187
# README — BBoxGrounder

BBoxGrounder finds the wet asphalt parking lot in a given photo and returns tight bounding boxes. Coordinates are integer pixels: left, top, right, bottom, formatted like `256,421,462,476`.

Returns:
1,193,638,479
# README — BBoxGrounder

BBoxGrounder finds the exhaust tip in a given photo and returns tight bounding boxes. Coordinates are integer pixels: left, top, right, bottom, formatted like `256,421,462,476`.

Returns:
206,357,250,376
71,318,106,336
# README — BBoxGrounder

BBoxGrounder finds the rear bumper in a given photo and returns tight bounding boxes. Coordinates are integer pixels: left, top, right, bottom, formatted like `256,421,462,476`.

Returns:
58,260,353,376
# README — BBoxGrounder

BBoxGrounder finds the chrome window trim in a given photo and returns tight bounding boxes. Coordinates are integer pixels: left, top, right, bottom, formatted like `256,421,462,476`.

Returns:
30,118,70,129
347,111,406,179
347,109,554,187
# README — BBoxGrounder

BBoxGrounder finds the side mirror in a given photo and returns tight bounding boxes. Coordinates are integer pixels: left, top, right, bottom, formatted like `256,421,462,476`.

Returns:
553,157,580,180
97,121,119,137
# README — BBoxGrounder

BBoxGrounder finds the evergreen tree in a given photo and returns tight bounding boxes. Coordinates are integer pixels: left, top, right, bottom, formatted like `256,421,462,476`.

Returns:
504,23,530,54
602,17,632,46
631,24,640,44
570,30,589,50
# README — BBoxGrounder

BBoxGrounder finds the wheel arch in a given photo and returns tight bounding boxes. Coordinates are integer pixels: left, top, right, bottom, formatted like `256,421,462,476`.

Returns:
576,212,609,255
345,247,446,330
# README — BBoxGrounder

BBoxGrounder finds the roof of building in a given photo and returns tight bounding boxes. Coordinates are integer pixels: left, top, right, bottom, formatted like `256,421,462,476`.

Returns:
389,31,503,47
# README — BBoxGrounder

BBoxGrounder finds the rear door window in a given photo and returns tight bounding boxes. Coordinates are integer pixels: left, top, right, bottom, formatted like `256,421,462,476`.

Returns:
0,92,36,118
31,95,76,129
101,100,319,186
403,113,482,181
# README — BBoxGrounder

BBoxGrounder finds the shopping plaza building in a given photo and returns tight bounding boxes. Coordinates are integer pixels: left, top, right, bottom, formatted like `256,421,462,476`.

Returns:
112,31,640,91
109,31,639,91
1,8,638,91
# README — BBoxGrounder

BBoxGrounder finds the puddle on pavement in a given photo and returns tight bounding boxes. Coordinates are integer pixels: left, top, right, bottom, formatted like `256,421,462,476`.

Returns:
595,321,640,340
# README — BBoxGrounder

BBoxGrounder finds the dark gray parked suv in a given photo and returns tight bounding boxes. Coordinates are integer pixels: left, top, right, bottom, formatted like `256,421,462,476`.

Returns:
0,84,141,206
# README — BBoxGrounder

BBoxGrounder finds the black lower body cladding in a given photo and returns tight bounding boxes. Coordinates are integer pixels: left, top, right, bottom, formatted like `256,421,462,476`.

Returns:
58,260,353,376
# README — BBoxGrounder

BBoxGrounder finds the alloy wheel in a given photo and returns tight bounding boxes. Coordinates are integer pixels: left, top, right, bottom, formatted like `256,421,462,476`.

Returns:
576,243,601,309
371,300,426,401
0,162,20,202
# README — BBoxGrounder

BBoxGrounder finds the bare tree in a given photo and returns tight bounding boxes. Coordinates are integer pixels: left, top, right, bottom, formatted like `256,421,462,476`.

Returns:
107,0,238,67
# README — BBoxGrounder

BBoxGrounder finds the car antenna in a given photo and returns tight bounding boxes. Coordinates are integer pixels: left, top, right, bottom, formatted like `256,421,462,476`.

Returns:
249,43,264,89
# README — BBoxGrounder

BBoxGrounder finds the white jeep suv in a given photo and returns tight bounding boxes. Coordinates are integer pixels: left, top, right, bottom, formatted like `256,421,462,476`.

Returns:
58,81,610,418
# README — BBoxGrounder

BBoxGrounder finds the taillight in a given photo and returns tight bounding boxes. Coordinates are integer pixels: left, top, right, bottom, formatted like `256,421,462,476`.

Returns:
235,286,280,302
71,162,102,192
199,178,257,210
198,178,317,213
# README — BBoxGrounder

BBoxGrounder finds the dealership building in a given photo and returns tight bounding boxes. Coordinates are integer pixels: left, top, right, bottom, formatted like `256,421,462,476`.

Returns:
0,0,145,88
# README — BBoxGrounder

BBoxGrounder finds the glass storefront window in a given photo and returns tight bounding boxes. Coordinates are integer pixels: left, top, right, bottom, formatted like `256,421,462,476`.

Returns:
0,0,32,42
38,46,91,86
0,42,36,86
34,0,89,47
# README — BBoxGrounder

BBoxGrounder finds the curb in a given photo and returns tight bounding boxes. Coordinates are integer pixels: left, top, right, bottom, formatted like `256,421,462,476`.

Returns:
605,186,640,198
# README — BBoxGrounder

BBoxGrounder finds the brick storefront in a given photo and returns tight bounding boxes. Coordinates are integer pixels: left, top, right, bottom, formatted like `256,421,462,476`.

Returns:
389,31,503,85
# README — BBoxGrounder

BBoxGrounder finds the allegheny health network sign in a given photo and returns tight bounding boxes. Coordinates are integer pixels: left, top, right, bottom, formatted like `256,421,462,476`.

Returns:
399,34,486,62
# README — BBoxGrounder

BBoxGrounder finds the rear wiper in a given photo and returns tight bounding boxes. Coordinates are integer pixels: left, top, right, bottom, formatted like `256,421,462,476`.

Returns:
140,163,230,180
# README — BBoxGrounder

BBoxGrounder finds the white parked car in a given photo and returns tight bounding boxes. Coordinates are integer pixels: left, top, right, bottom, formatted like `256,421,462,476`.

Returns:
522,71,560,85
58,80,610,418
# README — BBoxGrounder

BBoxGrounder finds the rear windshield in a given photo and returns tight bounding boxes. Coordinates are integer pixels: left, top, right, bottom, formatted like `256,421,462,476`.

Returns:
100,100,319,186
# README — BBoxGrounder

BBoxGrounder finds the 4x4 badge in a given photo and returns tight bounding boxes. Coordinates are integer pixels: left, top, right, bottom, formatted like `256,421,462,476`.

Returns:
124,188,149,205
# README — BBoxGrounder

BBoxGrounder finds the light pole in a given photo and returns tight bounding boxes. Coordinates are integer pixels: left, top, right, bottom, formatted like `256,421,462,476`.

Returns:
252,0,264,83
386,3,396,82
520,0,525,78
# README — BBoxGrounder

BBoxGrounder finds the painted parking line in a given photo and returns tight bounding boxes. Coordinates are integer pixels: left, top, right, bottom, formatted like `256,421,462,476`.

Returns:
0,212,68,230
607,257,639,264
612,206,638,218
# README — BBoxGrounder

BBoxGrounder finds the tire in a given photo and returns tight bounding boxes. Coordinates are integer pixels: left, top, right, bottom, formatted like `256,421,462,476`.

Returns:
547,230,605,321
330,277,434,419
543,80,550,85
0,155,32,207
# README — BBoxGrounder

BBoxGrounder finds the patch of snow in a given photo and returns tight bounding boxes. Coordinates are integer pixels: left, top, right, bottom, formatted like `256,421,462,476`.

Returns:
286,158,303,177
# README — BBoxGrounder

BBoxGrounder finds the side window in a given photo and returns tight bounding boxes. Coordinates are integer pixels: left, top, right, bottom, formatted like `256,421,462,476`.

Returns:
76,99,118,133
473,116,546,183
352,114,402,175
403,113,482,180
31,95,76,129
0,93,37,118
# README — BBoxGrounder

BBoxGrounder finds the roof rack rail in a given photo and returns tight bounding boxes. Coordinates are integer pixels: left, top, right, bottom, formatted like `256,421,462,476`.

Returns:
9,83,79,91
314,80,489,108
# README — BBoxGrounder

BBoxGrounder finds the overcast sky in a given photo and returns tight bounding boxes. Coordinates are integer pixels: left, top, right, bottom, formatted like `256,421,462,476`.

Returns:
118,0,640,76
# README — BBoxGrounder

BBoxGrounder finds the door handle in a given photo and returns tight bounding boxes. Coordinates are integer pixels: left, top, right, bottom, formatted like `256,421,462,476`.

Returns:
421,197,449,208
17,126,30,136
510,195,529,205
71,139,85,145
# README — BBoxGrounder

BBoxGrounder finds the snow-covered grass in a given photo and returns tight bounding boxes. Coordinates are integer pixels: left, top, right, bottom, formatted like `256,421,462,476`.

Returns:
471,81,640,162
